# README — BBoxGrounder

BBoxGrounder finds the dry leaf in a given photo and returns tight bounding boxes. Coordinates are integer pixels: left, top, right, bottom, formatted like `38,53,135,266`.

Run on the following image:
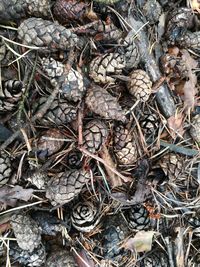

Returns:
167,113,184,138
0,185,33,208
122,231,156,253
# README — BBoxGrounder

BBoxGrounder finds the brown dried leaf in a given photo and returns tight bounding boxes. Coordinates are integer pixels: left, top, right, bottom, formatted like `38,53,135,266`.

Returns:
167,112,184,138
0,186,33,208
122,231,156,253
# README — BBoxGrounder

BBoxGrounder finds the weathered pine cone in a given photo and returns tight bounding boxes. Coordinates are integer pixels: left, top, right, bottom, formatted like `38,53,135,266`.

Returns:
0,151,12,186
140,112,159,136
26,170,49,189
46,169,90,206
85,85,126,122
176,31,200,50
18,18,80,50
46,250,78,267
89,53,125,84
190,114,200,143
36,129,64,159
127,69,152,102
141,251,169,267
157,153,184,181
10,214,42,252
165,7,193,44
42,58,86,102
113,124,137,165
143,0,162,25
118,32,140,69
0,0,51,22
71,201,100,232
65,150,83,169
94,21,123,43
0,80,24,112
124,204,151,230
9,242,46,267
53,0,88,25
83,119,108,153
35,97,77,126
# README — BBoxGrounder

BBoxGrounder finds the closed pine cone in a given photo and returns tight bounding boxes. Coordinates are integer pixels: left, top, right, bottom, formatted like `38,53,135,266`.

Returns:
127,69,152,102
0,151,12,186
0,0,51,22
10,214,42,252
113,124,137,165
83,119,108,153
85,85,126,122
42,57,86,102
18,18,80,50
89,53,125,84
46,169,90,206
46,250,78,267
190,115,200,143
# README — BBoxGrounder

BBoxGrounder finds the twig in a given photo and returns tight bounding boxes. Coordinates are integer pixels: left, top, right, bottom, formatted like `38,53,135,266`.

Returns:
0,49,76,150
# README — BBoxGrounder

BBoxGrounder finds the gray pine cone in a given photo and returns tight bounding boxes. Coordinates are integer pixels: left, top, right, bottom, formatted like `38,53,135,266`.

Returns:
10,214,42,252
18,18,80,50
46,250,78,267
46,169,90,206
0,0,51,22
42,57,86,102
0,151,12,186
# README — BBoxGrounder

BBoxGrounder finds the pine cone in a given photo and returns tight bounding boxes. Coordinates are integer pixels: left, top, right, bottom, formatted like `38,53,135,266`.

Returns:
36,129,64,159
18,18,80,50
124,205,151,230
141,251,169,267
140,112,159,136
0,80,24,112
46,250,78,267
83,119,108,153
26,170,49,189
157,153,184,181
71,201,100,232
42,58,86,102
143,0,162,24
94,0,120,3
127,69,152,102
190,115,200,143
89,53,125,84
165,7,193,44
35,97,77,126
65,149,83,169
0,151,12,186
118,33,140,69
53,0,87,25
85,85,126,122
94,21,123,43
9,242,46,267
113,124,137,165
46,169,90,206
0,0,51,22
31,211,63,236
176,31,200,50
10,214,42,252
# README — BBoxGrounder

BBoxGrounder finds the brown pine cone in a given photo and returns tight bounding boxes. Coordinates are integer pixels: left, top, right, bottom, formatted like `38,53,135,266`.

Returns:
35,97,77,126
89,53,125,84
46,169,90,206
127,69,152,102
0,151,12,186
83,119,108,153
118,33,140,69
85,85,126,122
94,21,123,42
165,7,193,44
42,58,86,102
46,250,78,267
190,114,200,143
9,242,46,267
176,31,200,50
113,124,137,165
10,214,42,252
71,201,100,232
36,129,64,159
0,0,51,22
0,80,24,113
18,18,80,50
140,112,159,136
157,153,185,181
53,0,87,25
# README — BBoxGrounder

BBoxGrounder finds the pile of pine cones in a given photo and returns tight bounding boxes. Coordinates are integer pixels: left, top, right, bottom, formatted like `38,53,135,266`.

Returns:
1,0,200,266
